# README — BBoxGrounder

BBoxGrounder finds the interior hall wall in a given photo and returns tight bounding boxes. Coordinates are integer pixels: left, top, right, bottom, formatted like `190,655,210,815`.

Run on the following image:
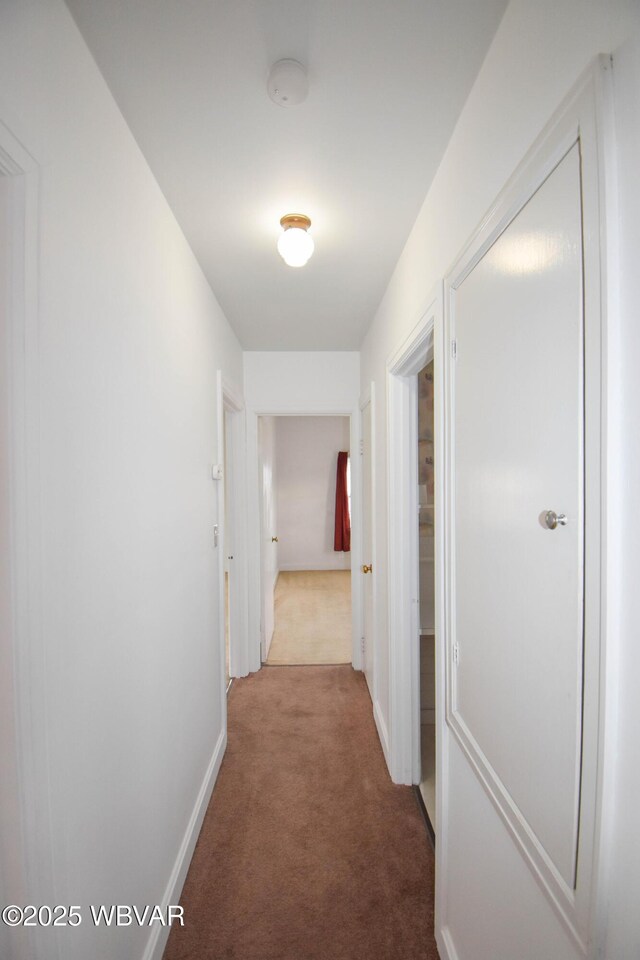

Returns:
243,351,360,413
0,2,243,958
603,19,640,960
275,416,351,571
358,1,640,958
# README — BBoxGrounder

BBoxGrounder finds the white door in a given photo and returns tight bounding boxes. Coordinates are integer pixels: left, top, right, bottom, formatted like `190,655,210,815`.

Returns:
258,417,278,660
361,398,374,698
445,136,599,954
223,408,233,682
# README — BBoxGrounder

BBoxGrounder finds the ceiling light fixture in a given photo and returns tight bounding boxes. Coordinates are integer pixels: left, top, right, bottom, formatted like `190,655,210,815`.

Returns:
277,214,314,268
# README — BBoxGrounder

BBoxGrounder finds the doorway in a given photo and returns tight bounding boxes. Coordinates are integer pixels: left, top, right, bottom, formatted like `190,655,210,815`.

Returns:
417,361,436,830
257,415,353,666
386,299,438,789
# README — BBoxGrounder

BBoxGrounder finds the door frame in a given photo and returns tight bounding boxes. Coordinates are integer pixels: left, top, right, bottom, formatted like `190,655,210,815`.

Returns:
386,293,440,788
439,58,615,954
246,408,362,673
216,373,249,683
0,121,57,960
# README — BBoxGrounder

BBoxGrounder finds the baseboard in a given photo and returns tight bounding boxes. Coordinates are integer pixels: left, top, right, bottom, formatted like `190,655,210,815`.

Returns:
373,699,390,769
278,562,351,572
436,925,460,960
142,728,227,960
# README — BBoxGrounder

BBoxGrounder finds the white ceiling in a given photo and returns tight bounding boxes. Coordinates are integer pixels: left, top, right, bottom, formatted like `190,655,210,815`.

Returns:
65,0,507,350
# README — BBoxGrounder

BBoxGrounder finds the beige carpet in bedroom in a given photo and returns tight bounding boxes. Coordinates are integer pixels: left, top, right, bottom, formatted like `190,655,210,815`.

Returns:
266,570,352,665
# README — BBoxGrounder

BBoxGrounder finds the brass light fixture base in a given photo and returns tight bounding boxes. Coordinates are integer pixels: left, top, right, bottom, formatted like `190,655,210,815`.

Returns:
280,213,311,231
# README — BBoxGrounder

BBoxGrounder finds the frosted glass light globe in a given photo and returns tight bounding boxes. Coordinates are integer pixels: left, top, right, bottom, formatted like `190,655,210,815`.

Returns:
277,225,314,267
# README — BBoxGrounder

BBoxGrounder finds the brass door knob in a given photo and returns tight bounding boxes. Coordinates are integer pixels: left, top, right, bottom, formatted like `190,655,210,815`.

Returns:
362,564,372,574
271,536,279,543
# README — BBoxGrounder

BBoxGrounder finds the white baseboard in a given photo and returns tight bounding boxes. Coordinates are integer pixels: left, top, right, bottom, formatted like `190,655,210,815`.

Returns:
437,925,460,960
142,729,227,960
278,562,351,572
373,699,390,770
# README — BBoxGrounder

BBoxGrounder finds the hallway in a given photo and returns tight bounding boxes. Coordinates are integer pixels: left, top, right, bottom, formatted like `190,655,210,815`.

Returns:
163,667,437,960
2,4,639,960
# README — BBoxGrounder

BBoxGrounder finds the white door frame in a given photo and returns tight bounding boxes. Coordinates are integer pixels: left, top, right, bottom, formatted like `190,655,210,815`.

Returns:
386,294,440,787
216,372,249,682
0,122,57,960
439,59,615,954
246,407,362,673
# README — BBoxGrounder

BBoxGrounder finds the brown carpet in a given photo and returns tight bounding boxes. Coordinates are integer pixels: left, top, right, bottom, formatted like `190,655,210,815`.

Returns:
163,666,438,960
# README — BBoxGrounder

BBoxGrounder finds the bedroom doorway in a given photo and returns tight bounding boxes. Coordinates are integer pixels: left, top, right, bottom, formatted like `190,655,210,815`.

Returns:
257,415,353,666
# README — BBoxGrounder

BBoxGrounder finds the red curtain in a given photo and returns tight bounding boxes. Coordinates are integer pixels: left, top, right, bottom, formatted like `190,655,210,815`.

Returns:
334,451,351,552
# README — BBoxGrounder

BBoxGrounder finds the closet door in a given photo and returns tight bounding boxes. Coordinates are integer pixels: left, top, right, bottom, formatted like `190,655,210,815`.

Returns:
452,142,585,888
440,84,609,950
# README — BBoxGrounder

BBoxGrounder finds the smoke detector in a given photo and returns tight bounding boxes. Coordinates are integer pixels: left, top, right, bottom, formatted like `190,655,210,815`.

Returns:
267,59,308,107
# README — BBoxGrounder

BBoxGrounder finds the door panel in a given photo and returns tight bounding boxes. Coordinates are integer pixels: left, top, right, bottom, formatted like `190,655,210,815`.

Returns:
362,400,374,698
258,417,278,659
453,144,584,887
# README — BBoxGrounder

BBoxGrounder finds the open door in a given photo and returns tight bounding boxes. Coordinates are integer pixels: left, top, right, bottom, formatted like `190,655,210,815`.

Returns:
360,393,374,700
258,417,278,661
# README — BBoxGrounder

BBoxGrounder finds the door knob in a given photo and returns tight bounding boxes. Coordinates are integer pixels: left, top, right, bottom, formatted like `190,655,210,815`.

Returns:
544,510,568,530
271,536,278,543
362,564,372,574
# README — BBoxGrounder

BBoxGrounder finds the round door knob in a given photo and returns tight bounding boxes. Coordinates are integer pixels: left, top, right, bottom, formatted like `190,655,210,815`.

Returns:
544,510,568,530
362,564,372,574
271,536,278,543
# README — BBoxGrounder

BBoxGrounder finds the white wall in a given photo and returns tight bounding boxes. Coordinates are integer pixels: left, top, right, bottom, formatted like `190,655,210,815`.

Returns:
244,352,360,671
602,19,640,960
244,351,360,413
0,2,243,958
359,1,639,958
275,416,351,571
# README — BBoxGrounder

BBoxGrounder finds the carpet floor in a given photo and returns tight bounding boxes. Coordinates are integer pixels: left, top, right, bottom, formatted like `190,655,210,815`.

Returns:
267,570,352,665
163,666,438,960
